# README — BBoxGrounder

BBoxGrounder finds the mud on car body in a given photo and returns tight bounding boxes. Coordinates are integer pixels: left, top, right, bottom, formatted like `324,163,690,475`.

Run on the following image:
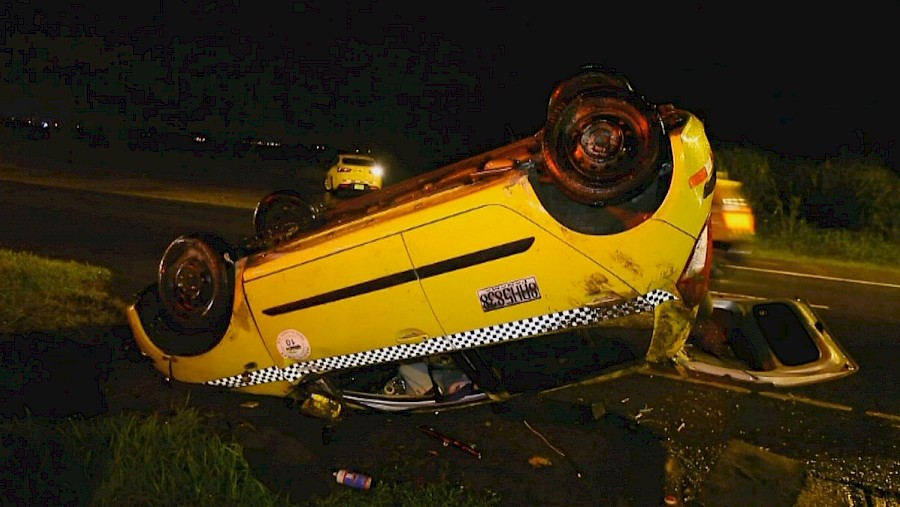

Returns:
126,68,719,415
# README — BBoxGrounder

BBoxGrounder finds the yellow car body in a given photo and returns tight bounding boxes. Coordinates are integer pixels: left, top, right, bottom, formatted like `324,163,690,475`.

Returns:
324,153,384,193
127,69,716,412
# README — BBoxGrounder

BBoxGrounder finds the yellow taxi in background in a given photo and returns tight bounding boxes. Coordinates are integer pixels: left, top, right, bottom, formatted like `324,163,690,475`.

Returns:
126,67,719,416
324,153,384,193
710,172,756,261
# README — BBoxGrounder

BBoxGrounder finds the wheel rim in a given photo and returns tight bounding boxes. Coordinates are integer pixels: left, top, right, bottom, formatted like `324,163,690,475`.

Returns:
170,254,216,316
261,204,303,241
254,192,321,246
157,235,233,332
542,71,663,206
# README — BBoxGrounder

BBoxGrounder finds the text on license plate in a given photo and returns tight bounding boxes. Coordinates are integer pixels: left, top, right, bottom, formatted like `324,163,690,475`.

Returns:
477,276,541,312
353,184,365,190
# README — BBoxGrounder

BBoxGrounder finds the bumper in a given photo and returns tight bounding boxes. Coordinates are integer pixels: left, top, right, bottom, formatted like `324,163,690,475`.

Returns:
126,285,293,397
336,181,379,192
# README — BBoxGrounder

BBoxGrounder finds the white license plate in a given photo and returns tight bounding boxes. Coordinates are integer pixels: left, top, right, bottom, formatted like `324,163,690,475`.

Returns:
477,276,541,312
353,184,365,190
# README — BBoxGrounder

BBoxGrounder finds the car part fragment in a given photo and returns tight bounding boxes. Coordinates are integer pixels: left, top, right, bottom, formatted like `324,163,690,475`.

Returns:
157,233,234,333
679,297,858,386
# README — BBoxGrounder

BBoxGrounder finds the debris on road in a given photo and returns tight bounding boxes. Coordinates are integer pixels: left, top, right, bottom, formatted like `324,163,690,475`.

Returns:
334,469,373,490
419,425,482,459
528,455,553,468
524,419,583,479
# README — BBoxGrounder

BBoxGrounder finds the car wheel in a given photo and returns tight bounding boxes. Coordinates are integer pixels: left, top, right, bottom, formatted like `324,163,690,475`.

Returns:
541,69,664,206
253,190,322,246
157,234,234,335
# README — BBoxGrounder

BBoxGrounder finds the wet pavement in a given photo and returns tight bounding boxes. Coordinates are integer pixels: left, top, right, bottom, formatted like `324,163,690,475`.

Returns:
548,366,900,506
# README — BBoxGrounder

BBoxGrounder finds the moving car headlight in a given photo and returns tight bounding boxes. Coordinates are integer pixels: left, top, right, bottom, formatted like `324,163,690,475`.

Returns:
372,165,384,177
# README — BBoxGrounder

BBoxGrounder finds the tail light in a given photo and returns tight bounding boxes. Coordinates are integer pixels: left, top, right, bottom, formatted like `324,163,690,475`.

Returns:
676,219,712,308
722,209,756,234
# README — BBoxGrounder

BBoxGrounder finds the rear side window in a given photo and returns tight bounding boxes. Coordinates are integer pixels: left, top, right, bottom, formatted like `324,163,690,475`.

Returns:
753,302,820,366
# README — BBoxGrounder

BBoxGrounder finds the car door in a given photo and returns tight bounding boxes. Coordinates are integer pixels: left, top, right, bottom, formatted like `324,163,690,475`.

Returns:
242,232,447,369
400,204,638,342
676,297,859,386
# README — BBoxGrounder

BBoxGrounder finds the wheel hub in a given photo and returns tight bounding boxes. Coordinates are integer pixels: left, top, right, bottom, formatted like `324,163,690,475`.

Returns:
174,260,210,311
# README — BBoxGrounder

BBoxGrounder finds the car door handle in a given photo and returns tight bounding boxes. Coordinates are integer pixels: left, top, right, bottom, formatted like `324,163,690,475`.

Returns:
397,331,429,343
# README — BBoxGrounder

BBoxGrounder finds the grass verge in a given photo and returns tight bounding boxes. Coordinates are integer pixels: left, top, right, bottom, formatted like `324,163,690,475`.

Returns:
0,249,500,506
753,223,900,274
0,250,127,334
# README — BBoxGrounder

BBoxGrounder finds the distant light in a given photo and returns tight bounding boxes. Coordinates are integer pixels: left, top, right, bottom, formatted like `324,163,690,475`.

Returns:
41,121,49,128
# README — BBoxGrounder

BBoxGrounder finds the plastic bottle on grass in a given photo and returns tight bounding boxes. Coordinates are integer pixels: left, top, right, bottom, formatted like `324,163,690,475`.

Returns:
334,469,373,490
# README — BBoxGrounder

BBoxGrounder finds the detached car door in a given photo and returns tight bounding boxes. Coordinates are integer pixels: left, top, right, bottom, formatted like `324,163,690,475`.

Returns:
677,297,859,386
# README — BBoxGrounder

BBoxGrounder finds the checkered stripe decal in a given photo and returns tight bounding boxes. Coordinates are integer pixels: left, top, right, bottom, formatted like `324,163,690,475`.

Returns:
206,289,676,389
206,366,286,388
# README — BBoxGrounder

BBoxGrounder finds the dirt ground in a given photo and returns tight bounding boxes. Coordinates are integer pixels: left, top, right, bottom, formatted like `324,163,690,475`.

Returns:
2,325,670,506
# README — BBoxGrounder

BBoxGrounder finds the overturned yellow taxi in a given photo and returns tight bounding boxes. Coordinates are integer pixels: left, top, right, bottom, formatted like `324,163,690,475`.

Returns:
126,68,718,414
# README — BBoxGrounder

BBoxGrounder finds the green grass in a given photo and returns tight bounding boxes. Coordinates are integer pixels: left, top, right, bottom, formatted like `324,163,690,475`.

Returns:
0,249,127,333
0,248,499,506
312,481,501,507
38,406,295,507
3,407,500,507
713,143,899,271
754,223,900,269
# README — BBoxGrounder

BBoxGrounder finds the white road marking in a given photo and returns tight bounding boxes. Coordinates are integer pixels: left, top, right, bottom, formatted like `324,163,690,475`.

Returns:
758,391,853,411
640,368,753,393
645,369,900,421
723,264,900,289
709,290,829,310
865,410,900,424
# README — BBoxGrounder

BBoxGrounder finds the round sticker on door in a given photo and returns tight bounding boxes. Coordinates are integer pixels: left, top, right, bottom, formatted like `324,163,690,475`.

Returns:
276,329,311,360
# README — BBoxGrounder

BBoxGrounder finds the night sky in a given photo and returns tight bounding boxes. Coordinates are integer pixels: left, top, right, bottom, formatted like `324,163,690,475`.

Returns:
3,1,898,168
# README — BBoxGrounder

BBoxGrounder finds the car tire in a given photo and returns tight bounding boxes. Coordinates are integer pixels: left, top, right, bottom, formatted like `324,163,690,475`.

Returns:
253,190,323,246
541,69,664,206
157,234,234,335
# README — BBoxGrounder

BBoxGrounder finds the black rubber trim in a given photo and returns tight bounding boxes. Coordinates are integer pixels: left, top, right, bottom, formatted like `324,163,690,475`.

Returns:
704,167,717,198
262,237,535,316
